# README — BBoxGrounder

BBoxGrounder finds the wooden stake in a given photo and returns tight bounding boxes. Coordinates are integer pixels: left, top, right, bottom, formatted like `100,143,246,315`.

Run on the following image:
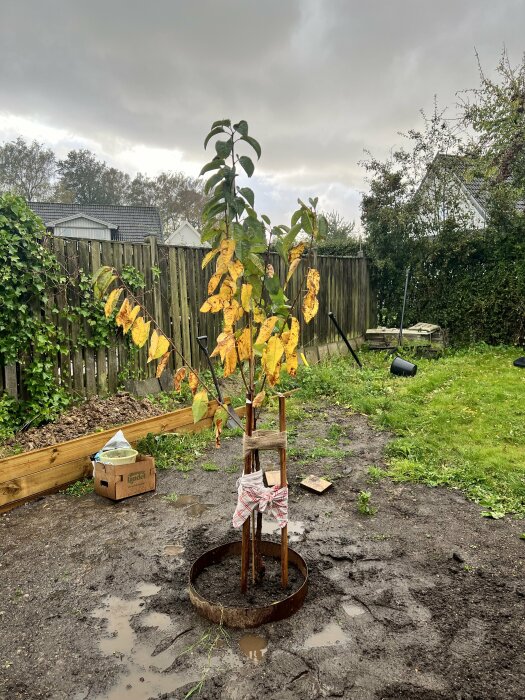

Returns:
240,397,253,594
279,395,289,588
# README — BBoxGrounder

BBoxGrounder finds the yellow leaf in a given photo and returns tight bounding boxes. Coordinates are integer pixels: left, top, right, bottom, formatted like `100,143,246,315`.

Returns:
228,259,244,282
200,295,224,313
131,316,151,348
288,242,306,262
192,389,209,423
236,327,251,362
156,351,171,378
302,292,319,324
104,288,123,318
216,239,236,273
116,299,140,334
208,272,222,295
285,257,301,285
147,330,170,362
262,335,284,378
223,300,241,331
253,304,265,324
285,317,300,355
202,248,219,269
255,316,278,345
266,263,275,278
266,360,281,388
210,332,235,360
306,268,320,296
223,344,237,377
219,278,236,301
214,415,223,448
189,370,199,395
253,390,266,407
241,283,252,313
286,351,298,377
174,367,186,391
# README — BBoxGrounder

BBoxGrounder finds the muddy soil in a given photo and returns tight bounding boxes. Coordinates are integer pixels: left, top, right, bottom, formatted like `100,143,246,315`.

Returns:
2,393,165,454
1,404,524,700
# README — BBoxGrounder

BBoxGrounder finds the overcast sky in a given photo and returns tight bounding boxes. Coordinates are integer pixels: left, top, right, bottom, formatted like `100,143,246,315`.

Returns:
1,0,524,230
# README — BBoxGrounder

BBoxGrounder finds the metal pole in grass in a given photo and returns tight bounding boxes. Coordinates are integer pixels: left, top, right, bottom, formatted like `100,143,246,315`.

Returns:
399,267,410,347
328,312,362,368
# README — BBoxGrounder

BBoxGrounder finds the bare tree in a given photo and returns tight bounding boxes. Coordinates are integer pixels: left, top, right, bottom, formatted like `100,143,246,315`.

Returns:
0,137,56,200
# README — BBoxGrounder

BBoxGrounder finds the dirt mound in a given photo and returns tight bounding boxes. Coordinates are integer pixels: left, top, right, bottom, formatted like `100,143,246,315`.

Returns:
4,392,165,453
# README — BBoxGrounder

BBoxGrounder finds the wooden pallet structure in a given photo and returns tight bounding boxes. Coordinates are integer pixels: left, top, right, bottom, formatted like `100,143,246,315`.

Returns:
365,322,445,350
0,400,245,514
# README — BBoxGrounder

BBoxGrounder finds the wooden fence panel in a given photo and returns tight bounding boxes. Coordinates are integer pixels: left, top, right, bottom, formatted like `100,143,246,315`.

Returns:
0,239,373,401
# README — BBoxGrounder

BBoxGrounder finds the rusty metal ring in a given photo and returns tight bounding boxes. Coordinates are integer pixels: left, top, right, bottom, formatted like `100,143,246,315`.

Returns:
189,540,308,629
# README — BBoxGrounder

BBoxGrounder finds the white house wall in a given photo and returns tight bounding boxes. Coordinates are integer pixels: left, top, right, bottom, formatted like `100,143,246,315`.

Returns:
54,216,112,240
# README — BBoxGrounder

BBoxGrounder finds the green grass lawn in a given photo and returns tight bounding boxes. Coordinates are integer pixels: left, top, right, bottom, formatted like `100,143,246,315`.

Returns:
297,345,525,518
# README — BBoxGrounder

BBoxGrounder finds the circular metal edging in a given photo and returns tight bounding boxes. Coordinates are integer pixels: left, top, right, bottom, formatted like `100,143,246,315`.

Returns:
188,540,309,629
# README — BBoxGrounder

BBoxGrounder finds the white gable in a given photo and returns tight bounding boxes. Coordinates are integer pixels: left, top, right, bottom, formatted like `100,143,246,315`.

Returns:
165,220,210,247
48,213,116,241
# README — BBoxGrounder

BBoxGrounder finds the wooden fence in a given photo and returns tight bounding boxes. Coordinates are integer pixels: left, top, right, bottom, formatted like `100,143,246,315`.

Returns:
0,237,374,401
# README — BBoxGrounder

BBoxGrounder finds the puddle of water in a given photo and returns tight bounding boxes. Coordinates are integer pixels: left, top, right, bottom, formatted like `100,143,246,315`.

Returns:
304,622,349,649
171,495,210,517
261,519,305,543
343,602,367,619
91,594,199,699
164,544,185,557
141,611,172,631
136,582,161,597
239,634,268,663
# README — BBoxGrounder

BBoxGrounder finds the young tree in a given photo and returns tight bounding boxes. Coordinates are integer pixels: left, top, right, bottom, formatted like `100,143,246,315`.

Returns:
94,119,325,592
0,137,56,200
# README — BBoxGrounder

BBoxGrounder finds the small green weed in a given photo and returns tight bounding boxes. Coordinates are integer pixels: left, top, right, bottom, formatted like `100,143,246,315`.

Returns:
327,424,344,444
165,492,178,503
201,462,220,472
367,466,386,483
519,533,525,540
357,490,377,516
64,479,94,497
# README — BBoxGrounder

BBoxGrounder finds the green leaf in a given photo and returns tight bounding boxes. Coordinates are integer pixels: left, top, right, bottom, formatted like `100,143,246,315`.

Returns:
199,158,224,176
309,197,319,209
204,126,226,149
261,214,271,225
204,171,224,194
192,389,209,423
234,197,245,217
239,187,254,207
211,119,231,129
241,135,262,159
318,214,328,238
248,253,265,274
239,155,255,177
215,140,232,159
233,120,249,136
205,202,227,220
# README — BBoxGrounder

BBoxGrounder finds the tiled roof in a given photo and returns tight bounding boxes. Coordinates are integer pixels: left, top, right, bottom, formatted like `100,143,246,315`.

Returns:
431,154,525,214
28,202,163,243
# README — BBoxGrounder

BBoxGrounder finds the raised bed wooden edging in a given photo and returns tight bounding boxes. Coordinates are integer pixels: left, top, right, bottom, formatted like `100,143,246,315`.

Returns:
0,399,245,513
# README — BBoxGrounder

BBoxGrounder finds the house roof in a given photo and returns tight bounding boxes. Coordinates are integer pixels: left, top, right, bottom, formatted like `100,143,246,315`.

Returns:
424,153,525,215
29,202,163,243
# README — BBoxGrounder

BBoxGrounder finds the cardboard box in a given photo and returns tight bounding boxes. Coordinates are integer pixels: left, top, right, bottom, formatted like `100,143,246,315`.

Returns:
94,454,156,501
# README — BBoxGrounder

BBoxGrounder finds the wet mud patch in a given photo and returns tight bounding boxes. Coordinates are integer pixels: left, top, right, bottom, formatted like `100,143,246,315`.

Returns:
193,552,305,607
1,402,524,700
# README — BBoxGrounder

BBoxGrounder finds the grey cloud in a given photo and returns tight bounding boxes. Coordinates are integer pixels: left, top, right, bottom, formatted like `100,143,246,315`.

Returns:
1,0,524,222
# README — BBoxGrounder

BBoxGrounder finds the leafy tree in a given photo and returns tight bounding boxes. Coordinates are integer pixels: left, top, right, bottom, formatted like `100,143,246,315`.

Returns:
460,50,525,190
56,149,111,204
322,210,355,241
0,137,56,200
129,171,207,233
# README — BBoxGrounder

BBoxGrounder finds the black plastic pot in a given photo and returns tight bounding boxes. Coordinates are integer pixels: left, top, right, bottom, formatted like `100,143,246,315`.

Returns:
390,356,417,377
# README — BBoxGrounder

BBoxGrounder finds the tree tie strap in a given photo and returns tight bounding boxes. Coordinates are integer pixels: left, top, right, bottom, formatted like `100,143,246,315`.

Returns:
242,429,287,457
232,470,288,529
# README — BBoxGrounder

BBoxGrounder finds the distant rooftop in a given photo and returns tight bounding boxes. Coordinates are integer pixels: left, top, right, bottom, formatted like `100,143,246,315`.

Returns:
29,202,163,243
